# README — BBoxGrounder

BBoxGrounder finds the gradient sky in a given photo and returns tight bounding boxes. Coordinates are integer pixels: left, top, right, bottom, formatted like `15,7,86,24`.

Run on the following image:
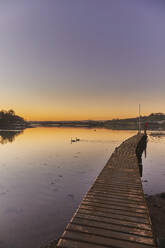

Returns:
0,0,165,120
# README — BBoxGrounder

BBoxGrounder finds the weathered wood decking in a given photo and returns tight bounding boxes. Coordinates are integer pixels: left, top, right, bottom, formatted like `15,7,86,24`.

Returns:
57,133,156,248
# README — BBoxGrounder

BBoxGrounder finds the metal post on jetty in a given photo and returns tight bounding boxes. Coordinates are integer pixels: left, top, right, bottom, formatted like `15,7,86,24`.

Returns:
138,103,141,133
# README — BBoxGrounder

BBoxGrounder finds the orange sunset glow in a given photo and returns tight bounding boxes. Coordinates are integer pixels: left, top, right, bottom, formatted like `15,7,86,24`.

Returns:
1,0,165,121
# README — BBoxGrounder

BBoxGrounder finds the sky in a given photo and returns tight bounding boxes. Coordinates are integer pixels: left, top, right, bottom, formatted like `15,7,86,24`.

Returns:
0,0,165,121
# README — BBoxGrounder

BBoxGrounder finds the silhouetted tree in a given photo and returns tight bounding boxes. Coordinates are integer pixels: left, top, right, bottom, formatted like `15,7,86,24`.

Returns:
8,109,15,116
0,109,27,129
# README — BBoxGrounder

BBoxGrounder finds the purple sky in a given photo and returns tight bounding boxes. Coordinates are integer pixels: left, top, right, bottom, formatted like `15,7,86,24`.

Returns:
0,0,165,120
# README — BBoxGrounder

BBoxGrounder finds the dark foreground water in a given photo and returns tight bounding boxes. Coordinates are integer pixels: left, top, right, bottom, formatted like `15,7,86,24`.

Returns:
0,127,164,248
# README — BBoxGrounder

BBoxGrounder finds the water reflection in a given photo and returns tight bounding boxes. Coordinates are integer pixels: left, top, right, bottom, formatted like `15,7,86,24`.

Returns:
0,127,164,248
0,130,23,144
136,136,147,177
142,132,165,195
0,127,137,248
138,138,147,177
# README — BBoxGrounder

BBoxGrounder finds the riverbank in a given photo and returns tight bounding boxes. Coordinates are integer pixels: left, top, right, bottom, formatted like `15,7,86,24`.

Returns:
146,193,165,248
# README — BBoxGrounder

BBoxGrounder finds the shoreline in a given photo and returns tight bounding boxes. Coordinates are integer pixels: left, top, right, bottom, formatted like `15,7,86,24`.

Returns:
146,192,165,248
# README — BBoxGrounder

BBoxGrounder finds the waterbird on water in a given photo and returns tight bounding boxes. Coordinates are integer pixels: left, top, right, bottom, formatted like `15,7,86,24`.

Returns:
71,138,76,143
71,137,80,143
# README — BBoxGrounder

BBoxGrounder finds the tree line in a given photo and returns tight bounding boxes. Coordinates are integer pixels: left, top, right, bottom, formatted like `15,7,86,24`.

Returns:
0,109,26,128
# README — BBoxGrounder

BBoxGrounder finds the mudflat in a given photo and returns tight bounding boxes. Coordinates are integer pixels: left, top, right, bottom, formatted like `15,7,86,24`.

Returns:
146,193,165,248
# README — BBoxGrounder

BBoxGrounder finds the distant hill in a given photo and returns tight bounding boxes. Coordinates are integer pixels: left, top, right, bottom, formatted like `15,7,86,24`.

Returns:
104,113,165,130
0,109,27,129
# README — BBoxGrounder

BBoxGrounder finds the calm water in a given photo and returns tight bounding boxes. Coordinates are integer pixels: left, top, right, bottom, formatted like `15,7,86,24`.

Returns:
0,127,164,248
142,131,165,195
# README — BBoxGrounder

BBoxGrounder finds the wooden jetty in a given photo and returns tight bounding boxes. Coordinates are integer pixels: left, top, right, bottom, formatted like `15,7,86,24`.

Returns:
57,133,156,248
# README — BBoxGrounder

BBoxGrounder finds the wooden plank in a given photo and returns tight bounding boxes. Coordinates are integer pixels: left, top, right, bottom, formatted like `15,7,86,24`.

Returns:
67,223,155,246
91,185,143,193
83,197,147,209
86,192,145,203
79,204,148,219
77,208,150,225
81,201,148,214
88,190,144,200
72,217,153,238
75,213,152,230
61,230,155,248
89,187,144,196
